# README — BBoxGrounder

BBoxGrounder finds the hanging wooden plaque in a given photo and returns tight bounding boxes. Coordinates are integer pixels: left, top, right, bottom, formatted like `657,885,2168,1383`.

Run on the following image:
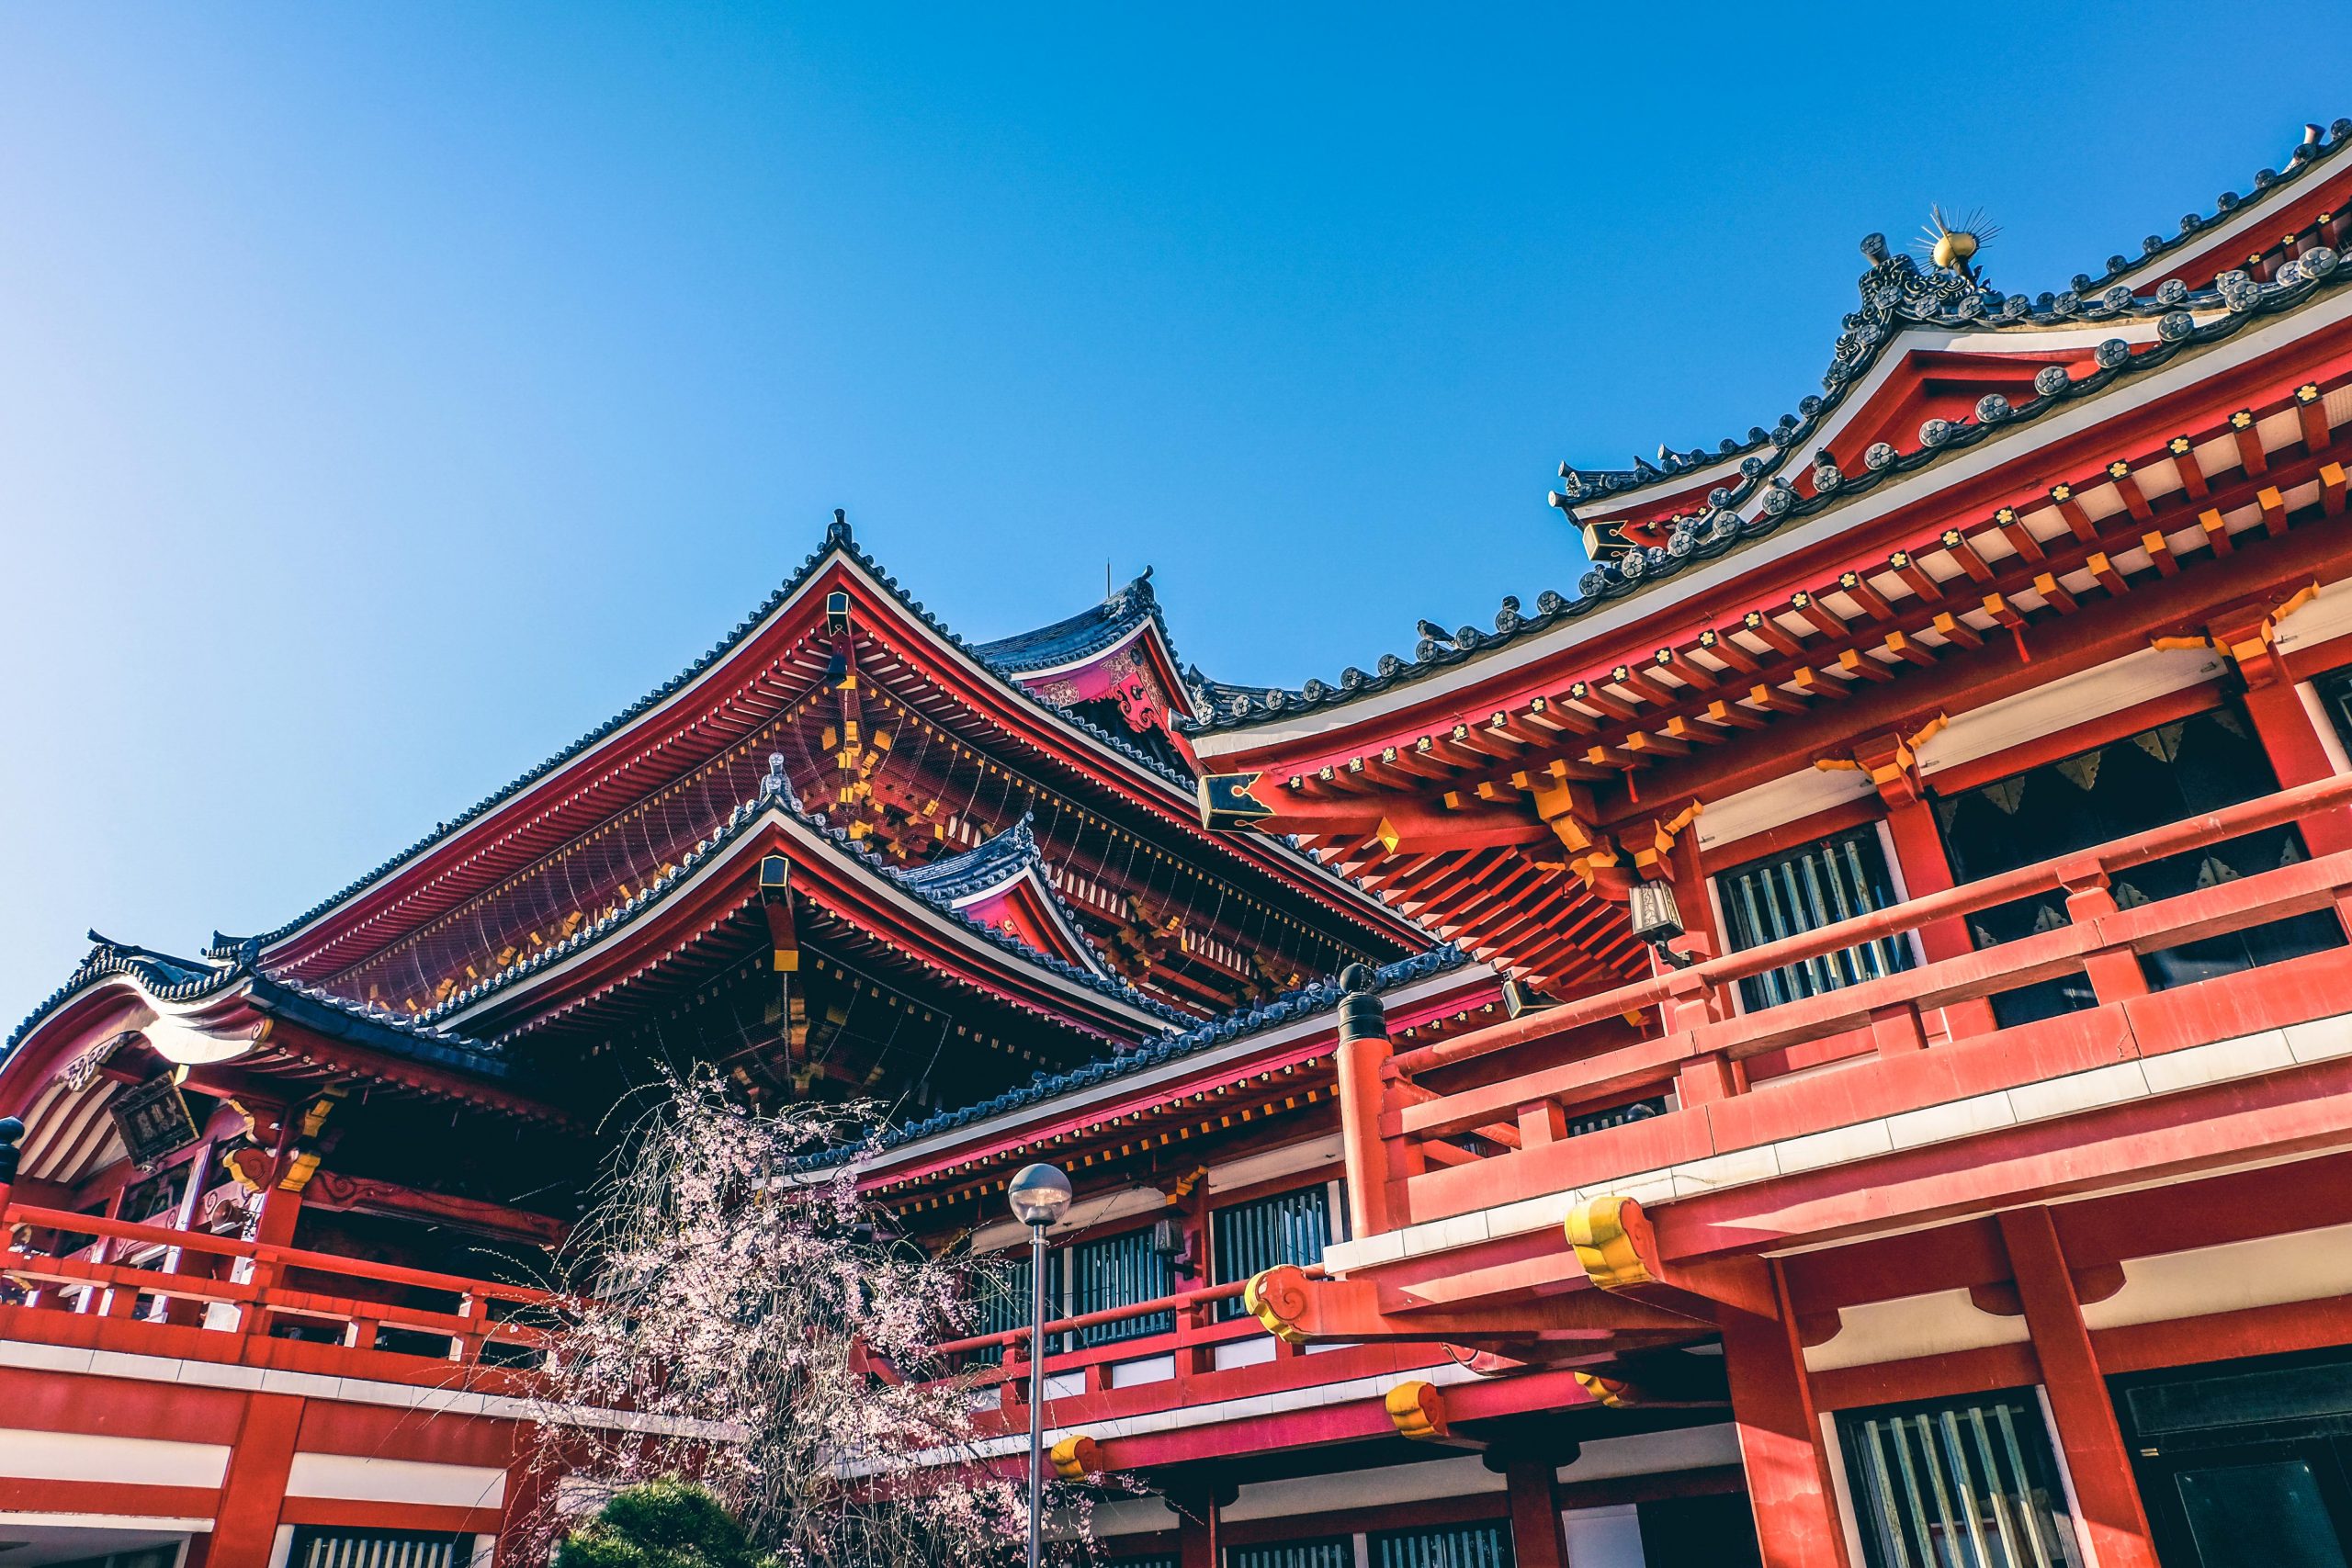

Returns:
111,1075,200,1168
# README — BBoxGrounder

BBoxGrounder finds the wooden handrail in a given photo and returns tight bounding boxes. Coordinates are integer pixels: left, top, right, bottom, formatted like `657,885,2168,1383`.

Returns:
8,1203,552,1305
1392,772,2352,1078
932,1267,1320,1359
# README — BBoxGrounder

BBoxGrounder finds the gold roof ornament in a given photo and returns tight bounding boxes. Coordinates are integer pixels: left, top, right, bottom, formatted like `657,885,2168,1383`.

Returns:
1920,204,2000,275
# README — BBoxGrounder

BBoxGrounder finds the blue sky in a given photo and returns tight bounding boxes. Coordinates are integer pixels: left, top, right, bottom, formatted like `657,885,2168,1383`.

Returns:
5,4,2351,1018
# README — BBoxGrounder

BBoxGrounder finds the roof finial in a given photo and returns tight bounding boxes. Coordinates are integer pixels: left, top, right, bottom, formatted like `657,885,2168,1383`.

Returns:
826,508,853,547
1919,205,1999,277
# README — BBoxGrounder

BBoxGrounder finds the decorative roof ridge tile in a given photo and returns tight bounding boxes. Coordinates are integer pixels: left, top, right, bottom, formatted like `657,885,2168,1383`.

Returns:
215,513,1214,962
796,942,1471,1169
1548,118,2352,506
1182,233,2350,736
409,771,1193,1033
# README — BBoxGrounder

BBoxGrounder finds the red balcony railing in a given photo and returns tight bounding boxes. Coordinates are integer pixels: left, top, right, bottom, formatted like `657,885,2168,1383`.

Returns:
0,1202,553,1380
921,1263,1469,1432
1345,773,2352,1236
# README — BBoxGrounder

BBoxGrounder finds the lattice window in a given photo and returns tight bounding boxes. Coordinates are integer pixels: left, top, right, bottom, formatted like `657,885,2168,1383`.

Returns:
1839,1391,2081,1568
1716,827,1914,1010
1214,1185,1336,1319
1371,1519,1516,1567
287,1529,476,1568
1227,1540,1353,1568
959,1251,1055,1366
1069,1227,1173,1345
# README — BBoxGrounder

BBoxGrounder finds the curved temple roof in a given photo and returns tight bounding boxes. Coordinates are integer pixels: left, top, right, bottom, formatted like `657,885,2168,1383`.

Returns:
1184,118,2352,739
3,932,511,1077
972,568,1192,693
210,511,1403,967
421,771,1188,1038
8,767,1196,1074
1555,119,2352,509
885,811,1114,978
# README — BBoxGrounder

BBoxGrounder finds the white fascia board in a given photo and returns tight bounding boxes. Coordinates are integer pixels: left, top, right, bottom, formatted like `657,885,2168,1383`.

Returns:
1197,288,2352,761
1695,767,1878,854
1913,645,2230,779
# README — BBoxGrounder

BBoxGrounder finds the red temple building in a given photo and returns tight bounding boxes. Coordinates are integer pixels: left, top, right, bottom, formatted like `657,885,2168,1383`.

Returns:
13,116,2352,1568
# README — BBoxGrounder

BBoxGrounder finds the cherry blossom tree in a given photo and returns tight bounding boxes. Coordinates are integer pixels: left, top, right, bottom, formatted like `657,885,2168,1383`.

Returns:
520,1067,1100,1566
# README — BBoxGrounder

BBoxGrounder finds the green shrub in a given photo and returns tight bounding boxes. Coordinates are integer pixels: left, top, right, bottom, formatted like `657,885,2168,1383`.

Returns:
556,1480,776,1568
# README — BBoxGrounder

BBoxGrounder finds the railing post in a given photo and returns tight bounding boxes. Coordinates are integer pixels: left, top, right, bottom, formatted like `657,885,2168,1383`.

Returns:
1660,941,1723,1033
453,1292,489,1364
1334,964,1398,1237
1516,1100,1569,1147
1866,1001,1928,1055
2058,854,2150,1005
1676,1052,1742,1107
1660,953,1747,1102
1000,1335,1026,1416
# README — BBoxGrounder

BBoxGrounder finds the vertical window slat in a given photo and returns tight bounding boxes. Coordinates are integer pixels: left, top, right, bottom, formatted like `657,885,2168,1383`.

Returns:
288,1531,461,1568
1721,828,1914,1011
1365,1520,1513,1568
1071,1228,1173,1345
1841,1392,2080,1568
1215,1187,1334,1319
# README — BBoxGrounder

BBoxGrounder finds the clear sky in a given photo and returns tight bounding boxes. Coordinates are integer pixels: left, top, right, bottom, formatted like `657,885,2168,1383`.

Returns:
6,3,2351,1020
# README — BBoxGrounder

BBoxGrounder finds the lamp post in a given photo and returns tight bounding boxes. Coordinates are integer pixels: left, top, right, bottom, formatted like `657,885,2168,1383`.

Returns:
1007,1162,1071,1568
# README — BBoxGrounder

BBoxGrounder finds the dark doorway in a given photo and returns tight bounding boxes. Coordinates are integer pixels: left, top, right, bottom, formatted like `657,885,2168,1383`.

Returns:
1639,1491,1762,1565
1934,703,2342,1027
2116,1348,2352,1567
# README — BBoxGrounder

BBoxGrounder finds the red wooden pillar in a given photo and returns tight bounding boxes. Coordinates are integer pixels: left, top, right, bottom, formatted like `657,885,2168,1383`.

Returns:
1721,1262,1850,1568
1857,732,1996,1041
1167,1474,1235,1568
2211,595,2352,859
497,1429,559,1568
2233,641,2352,857
1996,1207,2159,1568
1498,1455,1570,1568
209,1392,306,1565
1333,965,1397,1237
1664,818,1725,957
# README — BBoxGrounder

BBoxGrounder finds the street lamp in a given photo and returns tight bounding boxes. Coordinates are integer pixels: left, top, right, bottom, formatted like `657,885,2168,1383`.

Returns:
1008,1163,1071,1568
